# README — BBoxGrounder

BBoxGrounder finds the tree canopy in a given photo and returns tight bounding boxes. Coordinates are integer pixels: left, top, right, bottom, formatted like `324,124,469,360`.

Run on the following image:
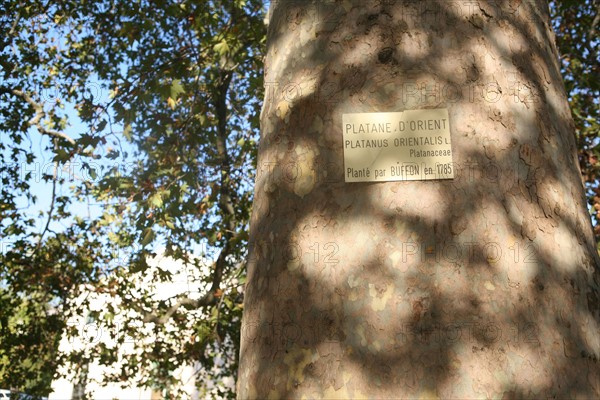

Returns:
0,0,597,398
550,0,600,243
1,0,264,397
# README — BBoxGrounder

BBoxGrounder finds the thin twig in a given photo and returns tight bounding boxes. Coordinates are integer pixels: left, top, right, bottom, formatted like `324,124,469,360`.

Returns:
35,157,58,252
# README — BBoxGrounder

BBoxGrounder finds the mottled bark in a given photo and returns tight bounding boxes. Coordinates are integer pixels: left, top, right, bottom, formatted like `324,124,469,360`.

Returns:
238,1,600,398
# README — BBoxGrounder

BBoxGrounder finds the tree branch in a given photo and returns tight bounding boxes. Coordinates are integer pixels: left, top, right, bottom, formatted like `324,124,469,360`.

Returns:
142,256,246,325
12,89,76,145
143,67,241,326
143,297,198,325
35,158,58,253
590,0,600,39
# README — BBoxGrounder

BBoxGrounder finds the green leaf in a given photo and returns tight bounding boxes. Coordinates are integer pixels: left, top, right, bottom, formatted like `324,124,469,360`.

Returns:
141,228,155,246
149,192,163,208
97,119,108,132
213,39,229,56
53,148,71,163
123,123,132,140
106,149,120,160
85,163,98,180
170,79,185,98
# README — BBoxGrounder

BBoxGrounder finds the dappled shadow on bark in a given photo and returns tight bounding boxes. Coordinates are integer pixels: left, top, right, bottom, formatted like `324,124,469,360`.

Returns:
238,0,600,398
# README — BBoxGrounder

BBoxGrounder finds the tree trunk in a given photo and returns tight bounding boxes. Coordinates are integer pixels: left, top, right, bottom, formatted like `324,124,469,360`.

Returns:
238,1,600,398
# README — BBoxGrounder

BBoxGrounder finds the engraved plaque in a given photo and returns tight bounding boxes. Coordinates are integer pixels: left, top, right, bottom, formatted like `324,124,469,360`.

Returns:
342,108,454,182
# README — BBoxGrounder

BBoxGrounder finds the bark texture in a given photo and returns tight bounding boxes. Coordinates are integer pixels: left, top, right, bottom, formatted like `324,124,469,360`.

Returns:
238,1,600,398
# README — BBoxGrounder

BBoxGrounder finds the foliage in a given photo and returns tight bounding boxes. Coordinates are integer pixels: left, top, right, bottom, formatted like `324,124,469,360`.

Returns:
1,0,264,397
551,0,600,245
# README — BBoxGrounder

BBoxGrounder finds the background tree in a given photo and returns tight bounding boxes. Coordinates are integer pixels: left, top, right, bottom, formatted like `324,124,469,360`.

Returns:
550,0,600,246
238,0,600,398
1,0,264,397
